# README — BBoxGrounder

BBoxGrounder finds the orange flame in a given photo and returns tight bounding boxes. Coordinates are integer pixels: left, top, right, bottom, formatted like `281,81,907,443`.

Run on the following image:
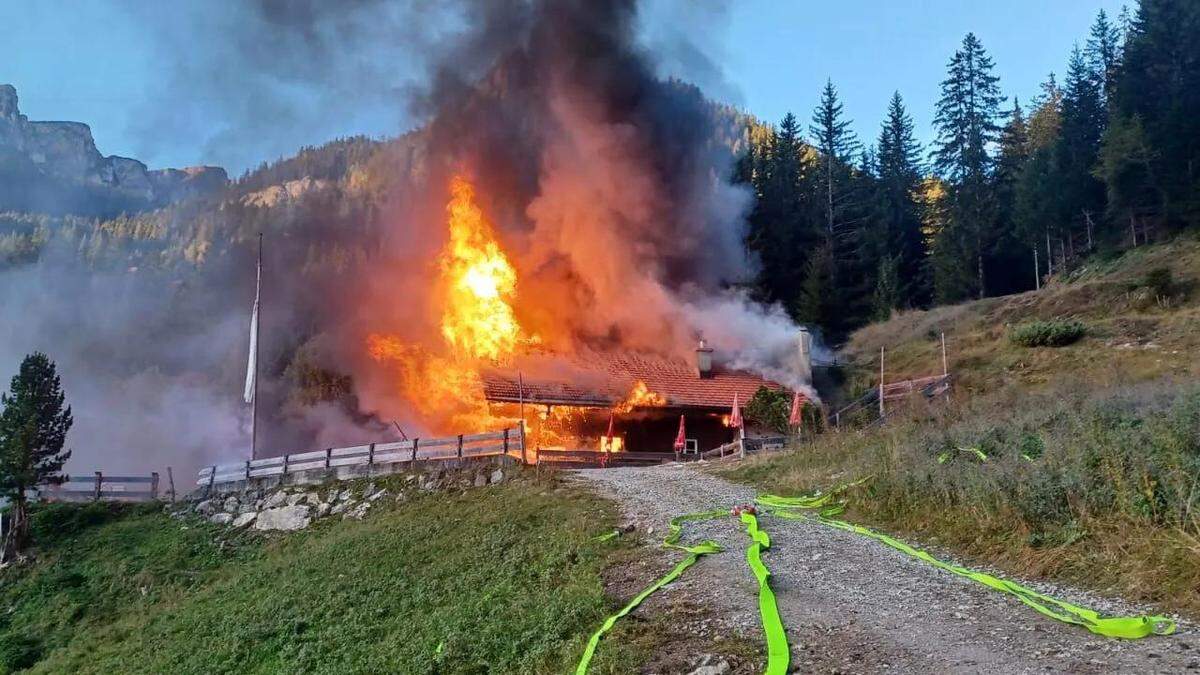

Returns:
614,379,666,414
367,175,525,432
440,176,521,361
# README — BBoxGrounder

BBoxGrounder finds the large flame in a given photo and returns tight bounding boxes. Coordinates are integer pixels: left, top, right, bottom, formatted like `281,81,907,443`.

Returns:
367,175,524,432
440,176,521,361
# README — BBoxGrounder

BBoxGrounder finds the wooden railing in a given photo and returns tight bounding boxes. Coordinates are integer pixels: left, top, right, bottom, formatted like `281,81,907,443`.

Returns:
41,472,163,503
197,427,526,488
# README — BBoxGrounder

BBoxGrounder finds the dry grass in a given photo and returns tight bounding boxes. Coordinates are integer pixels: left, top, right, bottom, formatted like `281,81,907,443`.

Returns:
727,383,1200,615
845,236,1200,396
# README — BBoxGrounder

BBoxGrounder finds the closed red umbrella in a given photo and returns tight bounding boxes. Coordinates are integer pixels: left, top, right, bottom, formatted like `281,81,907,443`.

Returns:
673,414,686,452
788,391,804,427
729,393,743,429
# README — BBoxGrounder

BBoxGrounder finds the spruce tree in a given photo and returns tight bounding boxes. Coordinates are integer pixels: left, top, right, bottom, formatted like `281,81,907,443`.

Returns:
991,97,1034,293
809,80,862,242
0,353,73,556
1085,9,1122,107
931,33,1003,300
1055,45,1107,242
875,92,928,306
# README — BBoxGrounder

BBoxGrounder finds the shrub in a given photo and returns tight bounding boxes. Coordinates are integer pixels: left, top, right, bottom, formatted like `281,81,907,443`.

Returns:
1009,320,1086,347
1143,266,1174,300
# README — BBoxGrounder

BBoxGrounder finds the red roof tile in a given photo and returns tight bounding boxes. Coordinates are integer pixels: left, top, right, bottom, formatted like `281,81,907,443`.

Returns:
481,351,796,410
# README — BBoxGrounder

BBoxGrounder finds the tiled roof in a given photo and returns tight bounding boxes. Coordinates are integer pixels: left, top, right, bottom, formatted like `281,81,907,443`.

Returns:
481,351,796,410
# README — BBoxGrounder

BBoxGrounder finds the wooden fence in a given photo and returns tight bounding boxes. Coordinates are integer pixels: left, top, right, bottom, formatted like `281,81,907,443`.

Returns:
197,427,526,489
41,472,163,503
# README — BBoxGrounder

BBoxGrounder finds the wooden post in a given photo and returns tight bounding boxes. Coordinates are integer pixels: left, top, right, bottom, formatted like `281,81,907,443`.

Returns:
503,428,510,456
941,333,948,377
519,420,528,465
207,465,216,495
878,347,886,419
324,448,331,470
1046,230,1054,275
166,466,176,503
93,471,102,501
1130,213,1137,246
1033,247,1040,290
151,472,160,500
411,438,419,462
282,452,289,479
367,442,375,468
244,460,251,485
457,434,464,459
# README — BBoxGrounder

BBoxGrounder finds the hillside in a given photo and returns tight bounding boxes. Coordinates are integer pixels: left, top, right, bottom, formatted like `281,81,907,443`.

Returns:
0,471,675,674
727,236,1200,616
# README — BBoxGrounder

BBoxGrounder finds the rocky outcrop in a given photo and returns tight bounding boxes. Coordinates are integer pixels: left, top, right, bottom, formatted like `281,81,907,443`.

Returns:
0,84,227,217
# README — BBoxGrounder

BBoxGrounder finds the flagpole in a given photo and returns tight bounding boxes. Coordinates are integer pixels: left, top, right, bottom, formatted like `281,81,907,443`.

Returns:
251,233,262,460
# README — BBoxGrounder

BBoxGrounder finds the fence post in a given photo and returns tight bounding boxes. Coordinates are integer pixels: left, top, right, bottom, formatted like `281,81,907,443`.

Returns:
244,460,251,484
324,448,332,470
167,466,176,503
368,442,376,468
412,438,420,462
93,471,102,501
282,452,289,479
207,465,216,495
519,421,527,465
151,472,160,500
503,428,510,456
457,434,464,459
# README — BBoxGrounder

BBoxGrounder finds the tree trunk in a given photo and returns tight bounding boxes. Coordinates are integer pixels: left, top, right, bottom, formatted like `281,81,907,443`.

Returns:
4,494,28,559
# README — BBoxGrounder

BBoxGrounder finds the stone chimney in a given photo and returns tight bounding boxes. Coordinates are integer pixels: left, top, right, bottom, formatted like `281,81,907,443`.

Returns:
695,339,714,379
795,328,813,385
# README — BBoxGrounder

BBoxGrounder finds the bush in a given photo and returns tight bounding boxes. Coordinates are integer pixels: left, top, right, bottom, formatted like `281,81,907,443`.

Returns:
1143,266,1174,300
1009,320,1086,347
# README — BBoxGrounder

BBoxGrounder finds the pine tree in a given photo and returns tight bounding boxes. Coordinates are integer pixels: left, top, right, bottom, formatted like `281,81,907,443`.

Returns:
0,353,73,556
991,97,1034,293
1056,45,1107,242
931,33,1003,300
1108,0,1200,229
809,80,862,243
1086,9,1122,107
874,92,928,306
1026,73,1062,153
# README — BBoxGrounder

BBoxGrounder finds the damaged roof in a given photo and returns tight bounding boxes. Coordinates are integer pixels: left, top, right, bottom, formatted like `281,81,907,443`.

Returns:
481,351,793,410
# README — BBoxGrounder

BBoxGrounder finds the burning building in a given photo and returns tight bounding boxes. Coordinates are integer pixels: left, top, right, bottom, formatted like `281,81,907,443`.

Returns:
481,342,810,458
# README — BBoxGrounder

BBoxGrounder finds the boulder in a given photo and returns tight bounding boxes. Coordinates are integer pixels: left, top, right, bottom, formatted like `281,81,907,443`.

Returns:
367,489,388,502
222,496,240,512
330,502,349,516
345,502,371,520
195,499,217,516
473,473,488,488
254,505,312,531
314,502,332,518
208,513,234,525
489,468,505,484
263,491,289,509
232,512,257,528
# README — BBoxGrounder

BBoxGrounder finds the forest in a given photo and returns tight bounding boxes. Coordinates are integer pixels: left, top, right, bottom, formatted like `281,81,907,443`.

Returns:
741,0,1200,340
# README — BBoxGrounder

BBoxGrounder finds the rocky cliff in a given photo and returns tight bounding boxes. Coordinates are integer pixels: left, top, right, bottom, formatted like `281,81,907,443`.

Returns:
0,84,227,217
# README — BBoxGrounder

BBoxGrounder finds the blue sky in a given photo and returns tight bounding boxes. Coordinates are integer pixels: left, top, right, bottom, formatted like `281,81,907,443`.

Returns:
4,0,1126,173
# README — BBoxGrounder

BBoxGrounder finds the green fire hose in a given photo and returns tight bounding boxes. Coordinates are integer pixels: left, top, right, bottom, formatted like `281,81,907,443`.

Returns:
577,481,1174,674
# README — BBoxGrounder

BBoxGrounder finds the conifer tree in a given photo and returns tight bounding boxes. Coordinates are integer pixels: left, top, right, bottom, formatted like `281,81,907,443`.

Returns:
874,92,927,307
1055,45,1107,240
0,353,72,556
931,33,1003,300
1086,9,1122,107
809,80,862,244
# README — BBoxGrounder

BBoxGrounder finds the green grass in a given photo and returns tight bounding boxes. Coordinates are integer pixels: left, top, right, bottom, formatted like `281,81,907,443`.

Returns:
0,475,656,674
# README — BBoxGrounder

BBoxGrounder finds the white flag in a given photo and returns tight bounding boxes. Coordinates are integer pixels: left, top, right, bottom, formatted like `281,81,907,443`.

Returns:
243,299,258,404
243,248,261,404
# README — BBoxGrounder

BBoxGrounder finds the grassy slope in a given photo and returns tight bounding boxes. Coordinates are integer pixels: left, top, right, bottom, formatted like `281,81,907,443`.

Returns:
727,236,1200,615
0,475,655,674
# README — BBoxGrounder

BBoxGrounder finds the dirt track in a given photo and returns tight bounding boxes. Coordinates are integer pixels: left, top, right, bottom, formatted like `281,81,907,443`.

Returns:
573,463,1198,674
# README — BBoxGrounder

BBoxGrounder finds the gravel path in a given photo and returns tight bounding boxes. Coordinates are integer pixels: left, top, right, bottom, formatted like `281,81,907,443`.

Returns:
573,463,1198,674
